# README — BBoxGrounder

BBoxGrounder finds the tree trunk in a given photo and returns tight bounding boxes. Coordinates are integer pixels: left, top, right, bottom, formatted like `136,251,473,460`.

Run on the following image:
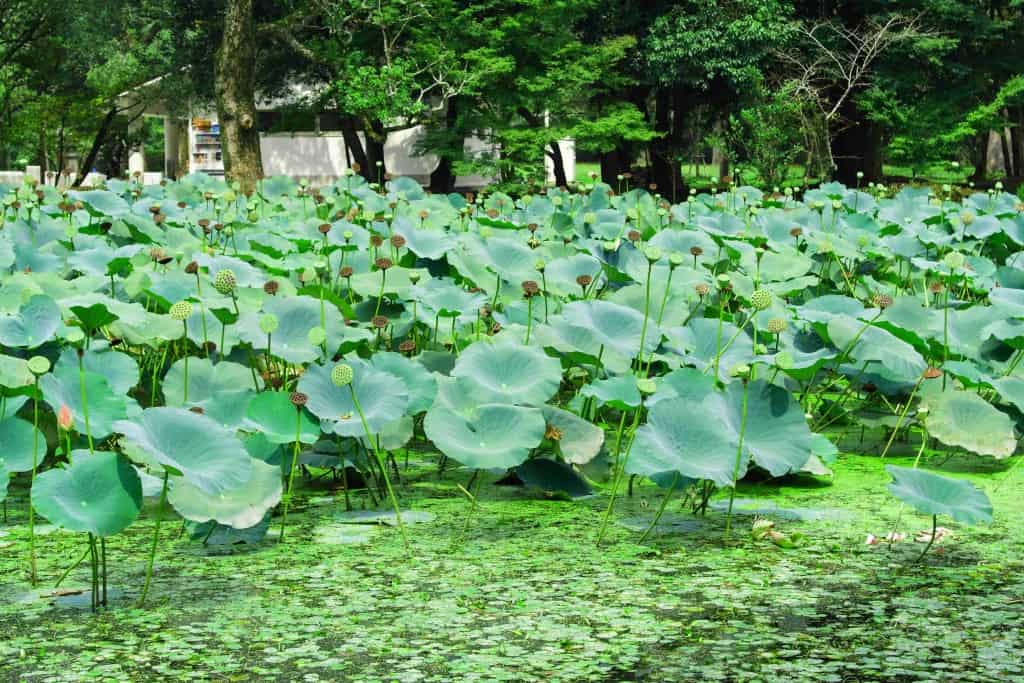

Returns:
546,141,568,187
970,131,988,183
649,89,674,194
364,119,387,185
599,147,630,186
340,116,369,178
214,0,263,194
1008,107,1023,177
74,107,119,187
831,99,883,185
999,126,1013,178
429,98,459,193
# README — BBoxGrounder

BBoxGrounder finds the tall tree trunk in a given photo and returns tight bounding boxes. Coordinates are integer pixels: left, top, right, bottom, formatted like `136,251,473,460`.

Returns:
1008,107,1023,177
74,108,118,187
999,126,1013,177
547,141,568,187
214,0,263,194
649,89,674,194
599,147,629,186
970,131,989,183
429,98,459,193
340,116,369,178
364,119,387,184
831,99,883,185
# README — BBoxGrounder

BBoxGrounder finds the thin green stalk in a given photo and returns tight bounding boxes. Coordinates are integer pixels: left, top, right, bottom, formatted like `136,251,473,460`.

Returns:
597,406,643,545
351,388,410,555
29,377,40,586
879,375,925,459
77,352,94,453
724,379,751,540
636,261,654,377
915,514,939,563
524,296,534,344
374,270,387,318
279,408,303,542
139,472,169,606
639,473,680,543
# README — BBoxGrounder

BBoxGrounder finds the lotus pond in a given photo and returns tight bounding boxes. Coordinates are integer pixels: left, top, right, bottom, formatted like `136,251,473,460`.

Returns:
0,175,1022,681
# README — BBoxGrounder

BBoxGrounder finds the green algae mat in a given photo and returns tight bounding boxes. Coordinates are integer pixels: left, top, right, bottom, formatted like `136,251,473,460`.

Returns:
2,452,1021,683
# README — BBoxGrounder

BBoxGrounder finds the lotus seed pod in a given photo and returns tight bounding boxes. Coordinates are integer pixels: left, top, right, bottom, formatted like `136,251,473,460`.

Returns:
831,200,842,210
959,211,975,226
644,246,663,263
729,363,751,379
307,326,327,346
716,273,731,288
169,301,193,321
399,339,416,354
636,378,657,395
263,280,280,295
695,282,710,297
214,269,237,295
602,240,619,252
342,230,353,242
65,327,85,344
575,274,592,289
247,211,259,222
767,318,787,335
331,363,354,387
750,289,772,310
754,343,768,355
943,251,965,270
669,252,684,268
408,271,421,285
27,356,51,376
872,293,893,309
259,314,279,335
371,315,389,329
290,392,308,408
535,259,546,272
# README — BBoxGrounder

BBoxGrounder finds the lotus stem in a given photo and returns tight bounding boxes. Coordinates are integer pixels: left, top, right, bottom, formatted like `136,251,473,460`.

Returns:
639,472,680,544
279,408,303,542
915,514,939,563
139,472,169,606
597,406,642,545
524,296,534,345
29,377,40,586
54,543,91,588
374,269,387,319
77,352,94,453
724,379,750,540
350,387,410,555
879,375,925,459
636,261,654,377
182,321,190,403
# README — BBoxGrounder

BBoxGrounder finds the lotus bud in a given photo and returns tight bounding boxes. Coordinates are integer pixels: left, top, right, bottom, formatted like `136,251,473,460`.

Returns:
169,301,193,321
754,343,768,355
259,314,279,334
300,268,316,283
57,404,74,431
214,269,237,295
331,363,354,387
27,356,50,376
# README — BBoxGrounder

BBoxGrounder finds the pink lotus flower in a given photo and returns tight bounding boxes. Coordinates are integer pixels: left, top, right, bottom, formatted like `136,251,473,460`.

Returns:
57,405,73,431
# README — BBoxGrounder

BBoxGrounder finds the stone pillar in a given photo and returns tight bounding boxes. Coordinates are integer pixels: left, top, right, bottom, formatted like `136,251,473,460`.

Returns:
128,117,146,178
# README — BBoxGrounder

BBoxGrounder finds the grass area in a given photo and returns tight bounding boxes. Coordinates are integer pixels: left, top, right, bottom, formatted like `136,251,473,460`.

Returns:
575,161,981,188
2,438,1022,682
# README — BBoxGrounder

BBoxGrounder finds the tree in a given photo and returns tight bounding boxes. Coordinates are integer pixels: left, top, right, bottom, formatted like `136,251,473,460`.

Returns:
215,0,264,193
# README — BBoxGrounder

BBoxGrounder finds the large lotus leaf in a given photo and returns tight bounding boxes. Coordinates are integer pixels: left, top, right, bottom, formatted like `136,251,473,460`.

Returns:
40,366,137,439
0,354,33,388
298,361,409,437
237,295,346,364
368,352,437,414
392,218,454,259
921,390,1016,459
628,380,816,486
70,190,131,217
0,470,8,504
663,318,753,382
886,465,992,525
244,391,320,444
451,339,561,406
826,316,926,380
162,357,255,428
0,295,60,348
541,299,660,373
168,459,282,529
580,375,642,410
0,417,44,473
424,376,545,469
411,278,488,326
646,367,717,407
541,405,604,465
114,407,252,495
798,295,866,324
56,346,138,396
31,452,142,536
516,458,593,498
349,266,430,300
543,254,606,297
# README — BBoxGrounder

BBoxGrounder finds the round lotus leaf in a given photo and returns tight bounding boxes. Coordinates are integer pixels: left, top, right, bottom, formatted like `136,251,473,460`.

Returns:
0,295,61,349
451,339,561,406
163,357,256,428
114,407,252,495
31,452,142,536
424,377,545,469
368,352,437,414
544,300,661,373
245,391,320,444
56,346,138,396
921,390,1017,459
298,360,409,437
237,295,345,364
516,458,593,498
40,365,137,439
0,417,45,473
886,465,992,525
169,459,282,530
580,375,642,410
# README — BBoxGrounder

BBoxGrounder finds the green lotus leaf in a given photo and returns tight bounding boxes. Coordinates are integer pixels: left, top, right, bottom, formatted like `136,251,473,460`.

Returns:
31,452,142,536
451,339,561,406
40,366,138,439
0,354,34,388
541,405,604,465
114,407,252,494
69,303,118,333
0,295,60,348
0,417,44,473
424,376,545,469
921,390,1017,459
56,345,138,396
368,352,437,414
245,391,320,444
237,295,346,364
664,318,753,382
542,300,661,374
516,458,593,498
580,375,642,410
885,465,992,525
163,357,255,428
826,316,926,380
646,367,716,407
298,360,409,437
628,380,817,486
412,278,488,324
168,459,282,529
